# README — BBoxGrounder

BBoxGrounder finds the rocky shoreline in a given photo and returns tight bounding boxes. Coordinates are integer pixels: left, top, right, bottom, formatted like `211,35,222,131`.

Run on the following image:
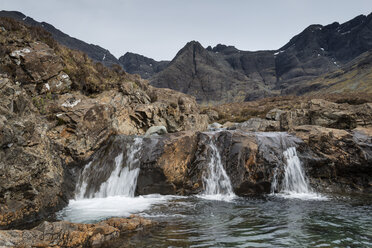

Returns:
0,215,155,248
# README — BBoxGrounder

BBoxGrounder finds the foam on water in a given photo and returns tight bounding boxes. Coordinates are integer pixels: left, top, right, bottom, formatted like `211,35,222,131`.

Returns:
58,195,171,223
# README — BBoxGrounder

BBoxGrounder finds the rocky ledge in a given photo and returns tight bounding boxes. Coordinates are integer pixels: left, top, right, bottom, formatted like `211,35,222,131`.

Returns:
80,126,371,197
0,215,154,248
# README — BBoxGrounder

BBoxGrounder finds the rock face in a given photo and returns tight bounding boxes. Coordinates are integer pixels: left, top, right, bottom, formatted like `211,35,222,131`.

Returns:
121,13,372,103
293,126,372,193
0,215,154,248
0,10,120,68
119,52,169,79
79,127,371,198
0,17,208,229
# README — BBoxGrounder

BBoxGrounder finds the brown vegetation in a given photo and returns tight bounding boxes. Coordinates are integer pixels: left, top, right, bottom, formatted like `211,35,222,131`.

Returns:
202,93,372,124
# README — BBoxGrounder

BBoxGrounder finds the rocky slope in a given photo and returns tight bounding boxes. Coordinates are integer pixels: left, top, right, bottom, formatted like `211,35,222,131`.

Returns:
121,13,372,103
0,10,120,67
119,52,169,79
0,17,208,229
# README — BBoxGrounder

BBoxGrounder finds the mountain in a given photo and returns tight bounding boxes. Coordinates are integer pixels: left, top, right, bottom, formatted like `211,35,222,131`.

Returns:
0,10,120,67
119,52,169,79
121,13,372,104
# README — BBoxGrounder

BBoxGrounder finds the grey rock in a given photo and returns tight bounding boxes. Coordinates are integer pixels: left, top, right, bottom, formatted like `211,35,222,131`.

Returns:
145,125,168,137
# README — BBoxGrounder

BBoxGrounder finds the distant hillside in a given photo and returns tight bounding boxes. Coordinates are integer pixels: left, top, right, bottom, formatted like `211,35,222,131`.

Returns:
0,10,120,67
120,13,372,104
119,52,169,79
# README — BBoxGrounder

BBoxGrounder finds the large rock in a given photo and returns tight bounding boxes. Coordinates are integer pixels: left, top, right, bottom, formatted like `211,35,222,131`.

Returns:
0,215,154,248
9,42,63,83
292,125,372,193
0,76,72,229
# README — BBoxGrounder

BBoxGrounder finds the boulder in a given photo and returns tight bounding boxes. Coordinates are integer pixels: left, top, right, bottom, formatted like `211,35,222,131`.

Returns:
208,122,222,130
9,42,64,83
144,125,167,137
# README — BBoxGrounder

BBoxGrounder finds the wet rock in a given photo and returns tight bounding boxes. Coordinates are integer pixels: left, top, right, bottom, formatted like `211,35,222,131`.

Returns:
0,215,155,248
208,122,222,130
292,125,372,193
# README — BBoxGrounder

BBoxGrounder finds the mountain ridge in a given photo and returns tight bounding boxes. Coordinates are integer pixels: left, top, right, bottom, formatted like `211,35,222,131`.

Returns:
121,12,372,103
0,10,120,67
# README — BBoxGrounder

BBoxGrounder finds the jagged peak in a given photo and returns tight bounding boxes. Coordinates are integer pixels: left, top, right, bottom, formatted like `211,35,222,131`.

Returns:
172,40,206,58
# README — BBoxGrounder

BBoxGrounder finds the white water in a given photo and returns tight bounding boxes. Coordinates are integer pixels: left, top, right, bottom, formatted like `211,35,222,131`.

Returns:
60,137,174,223
94,137,142,198
200,135,236,201
273,147,327,200
59,194,171,223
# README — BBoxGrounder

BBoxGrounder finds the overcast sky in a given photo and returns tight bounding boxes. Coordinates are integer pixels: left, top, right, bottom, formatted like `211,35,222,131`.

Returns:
2,0,371,61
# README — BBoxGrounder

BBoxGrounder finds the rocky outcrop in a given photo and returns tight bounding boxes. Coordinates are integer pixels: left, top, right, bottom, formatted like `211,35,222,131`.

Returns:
0,10,121,68
0,17,208,229
80,128,371,198
0,75,72,229
0,215,154,248
293,125,372,193
222,98,372,133
268,99,372,131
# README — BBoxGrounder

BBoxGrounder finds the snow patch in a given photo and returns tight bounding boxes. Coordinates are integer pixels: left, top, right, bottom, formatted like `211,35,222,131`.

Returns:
62,99,81,108
45,83,50,90
102,54,106,61
320,48,324,51
274,50,284,56
22,16,28,21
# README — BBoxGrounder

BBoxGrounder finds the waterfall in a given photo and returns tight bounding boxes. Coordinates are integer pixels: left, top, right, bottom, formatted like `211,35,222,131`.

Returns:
76,137,143,199
272,146,326,199
254,132,324,199
281,147,312,194
201,134,235,200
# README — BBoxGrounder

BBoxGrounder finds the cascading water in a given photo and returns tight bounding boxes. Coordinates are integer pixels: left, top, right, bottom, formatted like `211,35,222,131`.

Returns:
76,137,142,199
282,147,312,194
59,136,168,223
200,134,236,201
255,132,325,199
272,146,325,200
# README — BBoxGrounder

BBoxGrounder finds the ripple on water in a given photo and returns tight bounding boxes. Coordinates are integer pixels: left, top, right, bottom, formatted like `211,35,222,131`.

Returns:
58,194,372,247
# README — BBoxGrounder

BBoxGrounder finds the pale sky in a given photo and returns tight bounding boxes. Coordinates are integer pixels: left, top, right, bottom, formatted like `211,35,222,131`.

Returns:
1,0,371,61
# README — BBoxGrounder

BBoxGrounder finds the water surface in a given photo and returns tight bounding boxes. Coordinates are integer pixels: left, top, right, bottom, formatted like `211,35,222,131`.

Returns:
58,194,372,248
